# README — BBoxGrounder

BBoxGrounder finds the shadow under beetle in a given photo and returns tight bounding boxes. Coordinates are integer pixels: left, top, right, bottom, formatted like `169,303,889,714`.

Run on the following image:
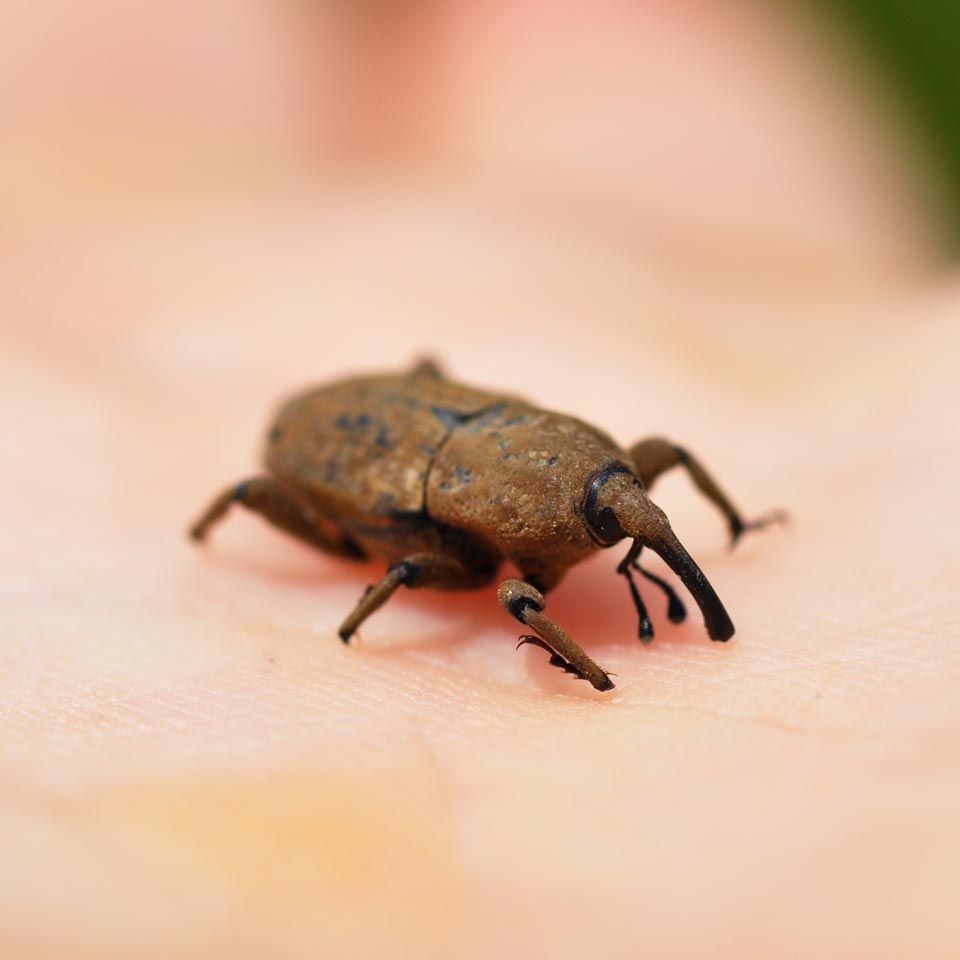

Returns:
189,360,784,692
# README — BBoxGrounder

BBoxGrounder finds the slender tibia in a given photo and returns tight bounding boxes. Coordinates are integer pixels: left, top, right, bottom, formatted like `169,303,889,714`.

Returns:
499,579,614,692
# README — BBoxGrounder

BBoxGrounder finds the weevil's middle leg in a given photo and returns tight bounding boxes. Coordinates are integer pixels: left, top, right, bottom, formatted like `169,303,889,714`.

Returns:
338,561,417,643
338,552,494,643
499,579,614,692
629,436,786,546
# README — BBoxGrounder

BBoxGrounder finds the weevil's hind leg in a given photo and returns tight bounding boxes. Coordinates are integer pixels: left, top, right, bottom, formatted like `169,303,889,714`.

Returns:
628,437,787,547
188,476,365,559
338,552,494,643
499,579,614,692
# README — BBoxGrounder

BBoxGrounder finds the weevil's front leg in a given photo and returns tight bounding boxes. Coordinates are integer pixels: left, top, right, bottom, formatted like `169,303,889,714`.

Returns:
338,552,494,643
616,540,655,643
633,555,687,625
617,540,687,644
628,437,786,546
499,579,614,692
188,475,364,559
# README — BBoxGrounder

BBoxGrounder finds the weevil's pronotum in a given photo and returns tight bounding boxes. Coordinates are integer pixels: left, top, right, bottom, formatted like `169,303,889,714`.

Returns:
189,360,783,691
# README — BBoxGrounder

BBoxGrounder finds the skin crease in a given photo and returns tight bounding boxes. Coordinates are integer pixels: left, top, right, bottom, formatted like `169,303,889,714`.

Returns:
3,2,960,959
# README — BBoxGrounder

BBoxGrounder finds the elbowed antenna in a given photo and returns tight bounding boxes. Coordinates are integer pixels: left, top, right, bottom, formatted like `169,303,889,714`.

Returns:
590,471,735,642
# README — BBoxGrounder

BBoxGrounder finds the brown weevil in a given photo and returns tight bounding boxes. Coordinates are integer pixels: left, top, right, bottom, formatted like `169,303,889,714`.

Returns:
189,360,783,692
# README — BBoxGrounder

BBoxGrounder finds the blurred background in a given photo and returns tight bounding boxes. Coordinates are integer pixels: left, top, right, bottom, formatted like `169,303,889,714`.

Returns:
5,0,960,398
5,0,960,272
3,2,960,959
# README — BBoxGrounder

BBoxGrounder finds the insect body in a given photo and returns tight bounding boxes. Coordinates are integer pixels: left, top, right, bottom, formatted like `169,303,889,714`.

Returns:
189,360,782,692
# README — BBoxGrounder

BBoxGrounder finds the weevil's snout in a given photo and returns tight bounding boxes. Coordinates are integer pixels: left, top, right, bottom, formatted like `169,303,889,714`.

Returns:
643,525,735,642
588,469,735,642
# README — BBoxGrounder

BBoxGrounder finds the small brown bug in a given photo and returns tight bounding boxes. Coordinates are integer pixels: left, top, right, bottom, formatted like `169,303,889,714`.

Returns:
189,360,783,692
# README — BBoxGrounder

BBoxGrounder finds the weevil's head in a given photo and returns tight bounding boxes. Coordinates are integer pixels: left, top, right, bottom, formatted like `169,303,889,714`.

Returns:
581,463,735,642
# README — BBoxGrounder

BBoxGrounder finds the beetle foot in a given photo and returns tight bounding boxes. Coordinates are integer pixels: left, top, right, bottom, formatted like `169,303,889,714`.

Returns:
516,635,600,686
729,509,789,549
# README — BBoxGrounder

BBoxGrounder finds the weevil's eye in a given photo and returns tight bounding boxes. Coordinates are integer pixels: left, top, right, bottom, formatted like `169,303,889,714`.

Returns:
586,504,626,545
581,462,635,546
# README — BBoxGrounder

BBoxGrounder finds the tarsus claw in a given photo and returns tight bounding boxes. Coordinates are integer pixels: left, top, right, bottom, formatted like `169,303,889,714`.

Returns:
729,509,789,548
517,635,593,683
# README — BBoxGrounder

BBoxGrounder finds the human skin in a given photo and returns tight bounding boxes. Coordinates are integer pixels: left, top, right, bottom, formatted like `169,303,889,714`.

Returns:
3,2,960,959
3,201,959,959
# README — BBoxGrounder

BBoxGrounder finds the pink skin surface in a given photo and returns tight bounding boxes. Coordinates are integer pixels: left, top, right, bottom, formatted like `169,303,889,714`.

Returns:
2,2,959,958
